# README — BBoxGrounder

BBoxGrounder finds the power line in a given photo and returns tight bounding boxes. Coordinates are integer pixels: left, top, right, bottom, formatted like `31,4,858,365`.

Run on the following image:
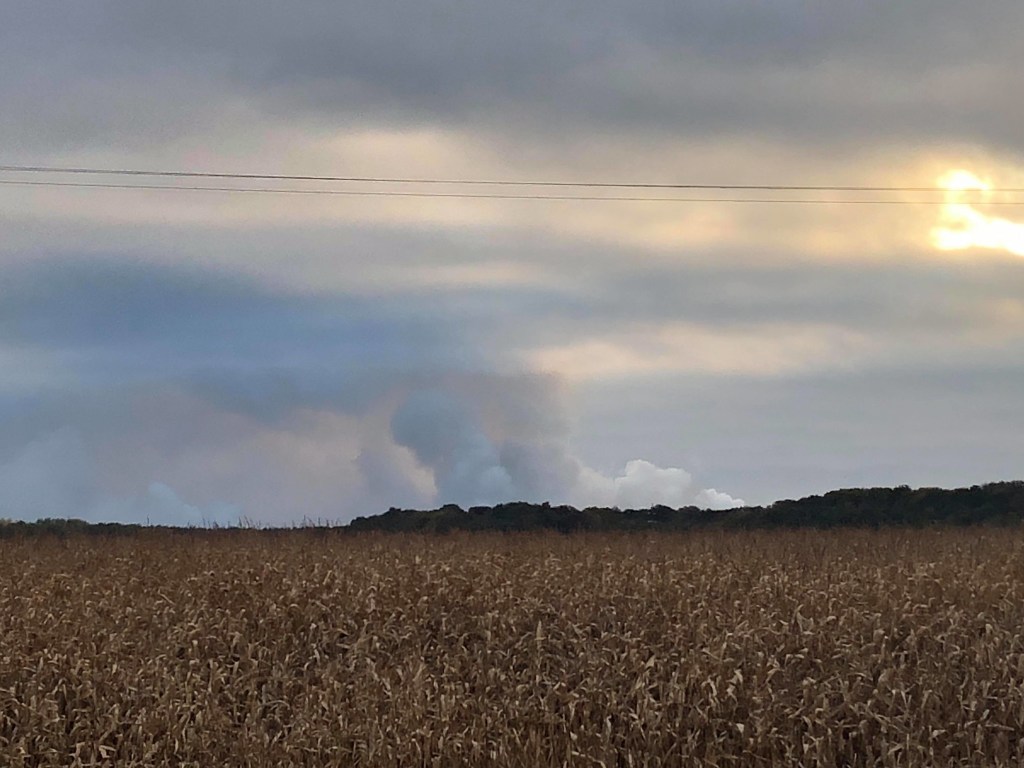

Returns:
1,163,1021,194
4,178,1023,204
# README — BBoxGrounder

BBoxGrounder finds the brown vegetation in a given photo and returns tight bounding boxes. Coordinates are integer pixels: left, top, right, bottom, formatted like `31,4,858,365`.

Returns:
2,529,1024,766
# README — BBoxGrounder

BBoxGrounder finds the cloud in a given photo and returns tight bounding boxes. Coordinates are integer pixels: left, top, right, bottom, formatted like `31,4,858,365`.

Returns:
527,322,873,380
3,248,1023,522
0,345,65,395
0,257,484,390
571,362,1024,506
931,170,1024,258
4,3,1024,520
6,3,1024,153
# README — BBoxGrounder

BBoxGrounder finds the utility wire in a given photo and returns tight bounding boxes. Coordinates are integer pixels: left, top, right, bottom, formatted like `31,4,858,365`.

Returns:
1,163,1021,194
4,178,1024,204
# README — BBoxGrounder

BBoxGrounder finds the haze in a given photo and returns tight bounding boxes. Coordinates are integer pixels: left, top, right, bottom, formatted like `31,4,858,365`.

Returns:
2,2,1023,525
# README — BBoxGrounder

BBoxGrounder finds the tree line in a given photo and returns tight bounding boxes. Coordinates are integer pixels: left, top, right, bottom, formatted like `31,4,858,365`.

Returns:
350,481,1024,533
3,481,1023,537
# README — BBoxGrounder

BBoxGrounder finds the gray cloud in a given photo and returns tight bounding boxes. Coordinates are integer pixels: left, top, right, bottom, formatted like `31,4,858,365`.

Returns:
574,362,1024,506
0,256,483,388
2,4,1022,521
7,248,1023,372
4,3,1024,153
2,247,1021,520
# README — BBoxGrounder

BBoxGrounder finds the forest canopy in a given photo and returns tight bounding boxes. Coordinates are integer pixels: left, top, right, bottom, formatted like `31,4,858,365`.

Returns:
5,482,1022,536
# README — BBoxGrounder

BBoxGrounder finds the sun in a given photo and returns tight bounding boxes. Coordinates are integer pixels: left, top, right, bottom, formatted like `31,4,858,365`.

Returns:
930,169,1024,257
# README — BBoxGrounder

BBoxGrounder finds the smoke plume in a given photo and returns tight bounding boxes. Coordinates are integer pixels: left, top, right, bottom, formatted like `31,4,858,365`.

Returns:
390,388,743,510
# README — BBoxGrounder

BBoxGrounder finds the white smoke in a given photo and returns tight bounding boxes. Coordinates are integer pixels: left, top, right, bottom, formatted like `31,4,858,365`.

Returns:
0,381,742,525
391,389,744,510
390,390,518,504
0,428,92,520
0,428,238,525
574,460,743,510
92,483,240,527
695,487,746,510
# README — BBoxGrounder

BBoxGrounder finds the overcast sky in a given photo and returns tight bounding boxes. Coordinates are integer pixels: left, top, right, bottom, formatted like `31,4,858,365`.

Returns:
2,2,1023,524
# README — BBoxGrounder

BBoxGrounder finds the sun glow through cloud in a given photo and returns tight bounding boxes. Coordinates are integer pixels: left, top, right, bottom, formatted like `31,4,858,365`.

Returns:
931,170,1024,257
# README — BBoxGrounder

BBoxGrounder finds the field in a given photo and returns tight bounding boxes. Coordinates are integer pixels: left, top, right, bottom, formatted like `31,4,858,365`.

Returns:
2,530,1024,766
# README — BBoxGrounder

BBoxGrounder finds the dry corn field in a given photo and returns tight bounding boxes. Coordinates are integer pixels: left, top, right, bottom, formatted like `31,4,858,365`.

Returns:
3,530,1024,766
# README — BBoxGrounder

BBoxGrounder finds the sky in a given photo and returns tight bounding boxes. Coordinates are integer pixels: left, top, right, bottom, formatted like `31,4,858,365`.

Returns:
2,2,1023,525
